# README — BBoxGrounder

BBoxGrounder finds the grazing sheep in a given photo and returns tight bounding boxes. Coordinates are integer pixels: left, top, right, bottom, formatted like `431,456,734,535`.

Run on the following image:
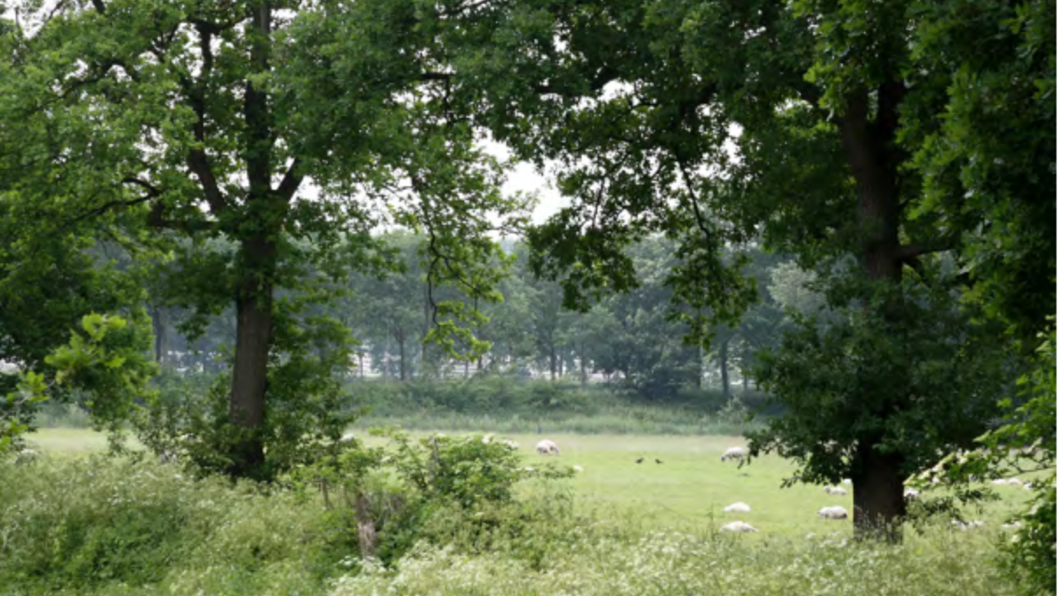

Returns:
841,478,852,485
824,486,848,496
720,446,747,463
340,432,356,443
536,439,560,456
818,506,849,520
990,478,1009,485
14,448,37,465
723,502,752,513
1006,477,1024,486
720,521,758,533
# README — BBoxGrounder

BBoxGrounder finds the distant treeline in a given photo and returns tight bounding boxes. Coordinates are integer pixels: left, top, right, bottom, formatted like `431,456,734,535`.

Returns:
148,234,820,402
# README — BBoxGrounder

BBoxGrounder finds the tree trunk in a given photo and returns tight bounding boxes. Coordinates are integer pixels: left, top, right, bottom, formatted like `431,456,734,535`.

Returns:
226,1,288,480
150,307,169,366
397,330,407,381
852,439,906,542
839,85,907,540
228,237,275,480
579,344,587,386
696,343,703,389
549,347,556,381
719,339,730,400
741,360,749,394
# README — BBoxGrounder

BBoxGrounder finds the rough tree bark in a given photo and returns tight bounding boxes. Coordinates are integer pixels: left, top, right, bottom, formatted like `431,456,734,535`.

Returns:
227,236,275,479
838,84,907,541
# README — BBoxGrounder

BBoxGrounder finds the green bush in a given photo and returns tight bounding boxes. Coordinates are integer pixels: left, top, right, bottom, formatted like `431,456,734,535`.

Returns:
0,456,336,595
285,429,574,567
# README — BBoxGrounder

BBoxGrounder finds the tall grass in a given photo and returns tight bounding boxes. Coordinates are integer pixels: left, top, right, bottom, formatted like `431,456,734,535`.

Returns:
0,455,1024,596
334,527,1015,596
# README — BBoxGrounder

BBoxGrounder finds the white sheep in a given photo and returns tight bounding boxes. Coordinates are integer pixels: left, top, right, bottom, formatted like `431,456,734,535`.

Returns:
1006,477,1024,486
723,502,752,513
841,478,852,485
903,488,919,499
990,478,1009,485
14,448,37,465
824,486,848,496
818,506,849,520
720,446,747,463
720,521,758,533
340,432,356,443
536,439,560,456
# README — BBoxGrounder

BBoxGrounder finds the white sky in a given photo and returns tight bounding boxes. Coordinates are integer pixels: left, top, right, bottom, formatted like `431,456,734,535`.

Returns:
501,160,566,225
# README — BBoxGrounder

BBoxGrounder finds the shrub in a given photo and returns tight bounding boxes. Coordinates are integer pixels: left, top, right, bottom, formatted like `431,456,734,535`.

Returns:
0,455,341,595
285,429,574,567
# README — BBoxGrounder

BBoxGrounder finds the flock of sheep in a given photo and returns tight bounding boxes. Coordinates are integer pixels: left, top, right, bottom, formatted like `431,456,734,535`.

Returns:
535,440,1029,535
11,435,1031,535
715,445,853,533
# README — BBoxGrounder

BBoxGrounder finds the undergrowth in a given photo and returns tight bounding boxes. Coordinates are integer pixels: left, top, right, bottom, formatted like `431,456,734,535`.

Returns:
0,449,1027,596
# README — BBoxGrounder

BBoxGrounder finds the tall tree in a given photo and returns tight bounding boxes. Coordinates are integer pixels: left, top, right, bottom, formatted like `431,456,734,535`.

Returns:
433,0,1051,538
4,0,524,478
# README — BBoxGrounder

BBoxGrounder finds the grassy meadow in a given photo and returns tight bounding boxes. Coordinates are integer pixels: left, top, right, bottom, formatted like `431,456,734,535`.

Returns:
25,427,1034,536
0,426,1040,596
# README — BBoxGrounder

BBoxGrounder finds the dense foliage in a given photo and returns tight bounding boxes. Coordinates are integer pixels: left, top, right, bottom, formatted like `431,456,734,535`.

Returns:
0,0,1052,577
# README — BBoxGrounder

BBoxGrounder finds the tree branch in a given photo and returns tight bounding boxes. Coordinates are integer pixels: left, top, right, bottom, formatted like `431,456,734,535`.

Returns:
74,193,155,222
277,158,303,201
896,241,954,263
187,149,227,213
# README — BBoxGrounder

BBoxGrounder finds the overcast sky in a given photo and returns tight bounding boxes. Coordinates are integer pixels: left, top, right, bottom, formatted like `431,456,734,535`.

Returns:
501,160,566,225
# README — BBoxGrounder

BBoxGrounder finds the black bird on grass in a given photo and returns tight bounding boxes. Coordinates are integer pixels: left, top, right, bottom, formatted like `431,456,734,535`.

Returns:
635,457,644,464
655,459,663,464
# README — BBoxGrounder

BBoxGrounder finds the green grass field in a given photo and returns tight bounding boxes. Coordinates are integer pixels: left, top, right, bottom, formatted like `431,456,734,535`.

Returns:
25,427,1033,536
